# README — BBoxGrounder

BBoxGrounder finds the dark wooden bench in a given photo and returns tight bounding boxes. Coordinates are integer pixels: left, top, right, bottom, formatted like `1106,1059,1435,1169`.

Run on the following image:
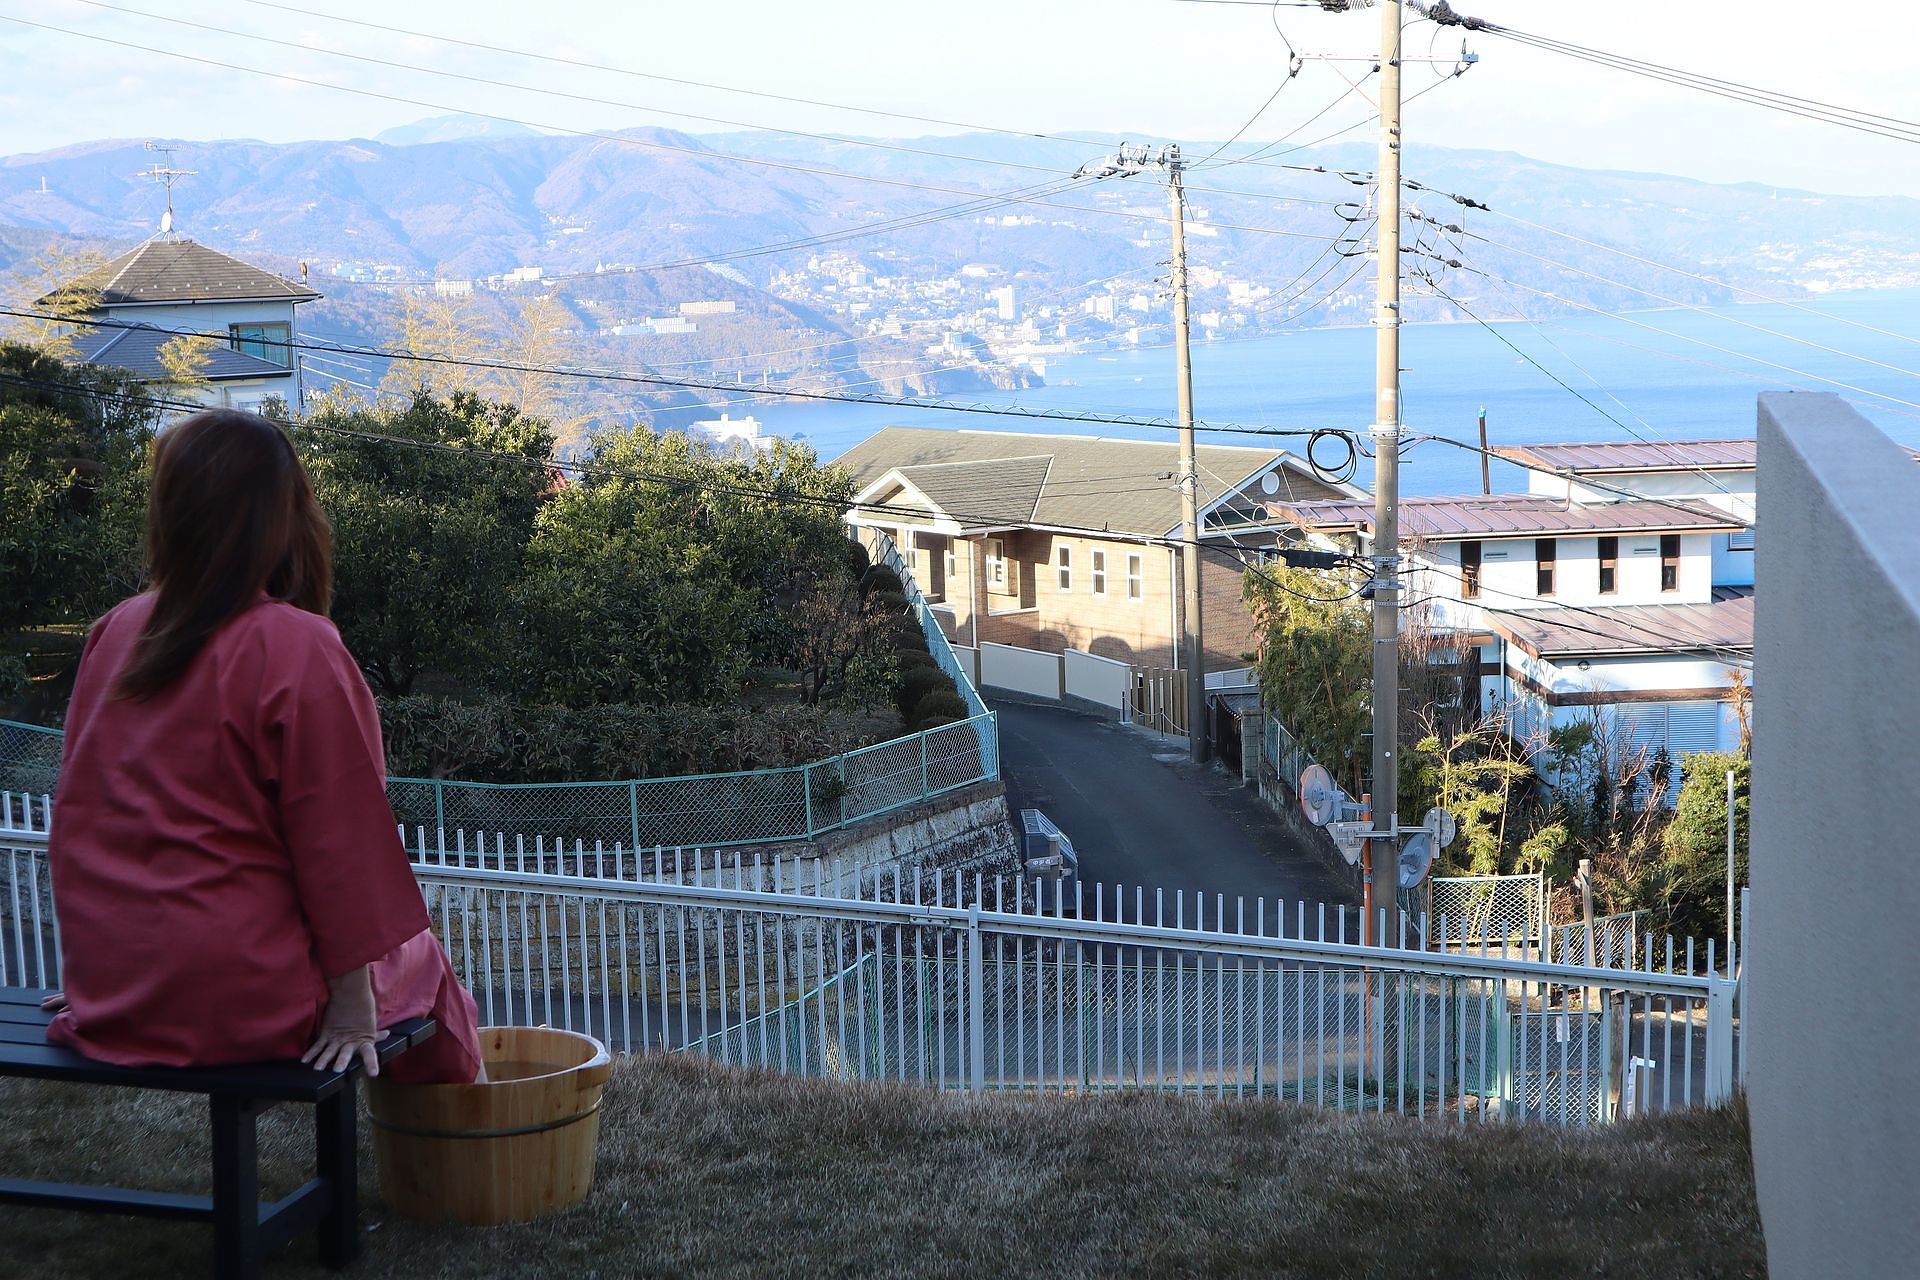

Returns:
0,986,436,1280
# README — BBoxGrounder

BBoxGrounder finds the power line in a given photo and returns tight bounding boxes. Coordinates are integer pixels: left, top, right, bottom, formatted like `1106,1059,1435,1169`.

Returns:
1466,232,1920,388
236,0,1326,178
0,13,1351,253
0,370,1347,597
0,307,1355,440
1412,278,1748,507
1459,268,1920,419
1478,206,1920,354
0,372,1742,647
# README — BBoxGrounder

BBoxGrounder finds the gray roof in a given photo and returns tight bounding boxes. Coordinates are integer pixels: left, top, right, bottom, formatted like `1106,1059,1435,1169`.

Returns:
836,427,1349,537
54,239,319,307
70,323,292,383
1493,439,1755,474
1492,594,1754,658
893,456,1054,529
1274,493,1745,541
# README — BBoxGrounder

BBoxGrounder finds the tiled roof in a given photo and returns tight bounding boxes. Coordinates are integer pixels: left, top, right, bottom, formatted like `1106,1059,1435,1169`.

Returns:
836,427,1349,537
1492,439,1755,474
1274,493,1745,540
69,323,293,383
55,239,319,306
1491,593,1754,657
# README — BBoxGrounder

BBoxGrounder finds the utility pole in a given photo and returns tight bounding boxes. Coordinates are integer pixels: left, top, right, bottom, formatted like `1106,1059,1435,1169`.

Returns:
1169,148,1208,765
1367,0,1405,954
1073,144,1207,763
1477,406,1490,494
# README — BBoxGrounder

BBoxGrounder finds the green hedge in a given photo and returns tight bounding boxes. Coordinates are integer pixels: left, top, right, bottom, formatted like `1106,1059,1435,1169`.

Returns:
909,689,969,730
379,695,873,783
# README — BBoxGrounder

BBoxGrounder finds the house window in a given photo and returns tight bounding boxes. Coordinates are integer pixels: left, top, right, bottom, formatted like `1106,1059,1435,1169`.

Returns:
945,543,958,582
1728,527,1755,552
228,322,292,368
1598,536,1618,595
1536,538,1557,597
1056,544,1073,592
985,538,1009,593
1660,534,1681,592
1459,540,1482,600
1091,549,1108,597
1126,552,1144,601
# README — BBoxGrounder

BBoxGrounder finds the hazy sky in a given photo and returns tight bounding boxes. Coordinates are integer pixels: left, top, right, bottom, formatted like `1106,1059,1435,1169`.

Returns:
2,0,1917,199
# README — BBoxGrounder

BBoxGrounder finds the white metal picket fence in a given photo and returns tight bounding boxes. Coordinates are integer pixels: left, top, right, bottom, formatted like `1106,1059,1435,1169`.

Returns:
2,796,1746,1125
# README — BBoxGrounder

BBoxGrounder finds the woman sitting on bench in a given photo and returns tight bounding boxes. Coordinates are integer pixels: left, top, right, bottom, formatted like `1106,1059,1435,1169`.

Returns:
42,409,482,1084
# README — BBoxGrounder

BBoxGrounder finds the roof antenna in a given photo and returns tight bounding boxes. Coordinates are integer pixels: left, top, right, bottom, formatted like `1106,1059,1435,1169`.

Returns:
135,141,196,240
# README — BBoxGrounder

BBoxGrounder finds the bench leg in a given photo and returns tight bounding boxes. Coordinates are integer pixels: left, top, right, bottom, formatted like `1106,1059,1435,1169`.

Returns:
210,1095,261,1280
315,1085,359,1269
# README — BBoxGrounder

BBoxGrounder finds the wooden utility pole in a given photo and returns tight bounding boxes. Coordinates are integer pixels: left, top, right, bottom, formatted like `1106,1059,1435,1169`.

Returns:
1169,148,1208,764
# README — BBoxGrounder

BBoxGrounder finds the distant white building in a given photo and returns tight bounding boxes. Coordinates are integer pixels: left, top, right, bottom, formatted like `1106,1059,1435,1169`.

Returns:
433,278,473,298
992,284,1017,322
49,237,320,414
690,412,769,455
1274,439,1762,776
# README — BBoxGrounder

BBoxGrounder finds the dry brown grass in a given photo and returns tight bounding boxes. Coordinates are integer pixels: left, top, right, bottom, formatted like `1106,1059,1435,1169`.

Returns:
0,1055,1764,1279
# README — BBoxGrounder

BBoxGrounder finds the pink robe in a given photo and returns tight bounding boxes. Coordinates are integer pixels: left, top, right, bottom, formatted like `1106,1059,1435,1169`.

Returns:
46,593,481,1083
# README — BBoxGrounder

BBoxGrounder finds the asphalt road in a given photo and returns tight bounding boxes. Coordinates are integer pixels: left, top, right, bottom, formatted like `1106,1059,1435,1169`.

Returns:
993,701,1358,922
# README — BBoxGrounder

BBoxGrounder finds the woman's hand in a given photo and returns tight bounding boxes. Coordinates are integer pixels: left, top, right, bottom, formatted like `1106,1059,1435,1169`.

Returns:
302,965,388,1076
39,991,68,1014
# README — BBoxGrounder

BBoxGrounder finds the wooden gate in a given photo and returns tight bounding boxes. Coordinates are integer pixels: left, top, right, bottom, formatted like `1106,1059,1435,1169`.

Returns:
1127,666,1188,736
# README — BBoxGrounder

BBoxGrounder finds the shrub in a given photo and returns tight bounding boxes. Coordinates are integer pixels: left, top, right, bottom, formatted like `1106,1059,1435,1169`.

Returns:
842,537,871,578
869,589,910,617
895,649,941,673
910,689,970,730
890,620,931,653
897,665,954,716
860,565,904,597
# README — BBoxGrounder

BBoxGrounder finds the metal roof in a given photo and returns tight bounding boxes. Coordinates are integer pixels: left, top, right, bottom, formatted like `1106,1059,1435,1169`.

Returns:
836,427,1349,537
1273,493,1743,540
53,239,319,307
1491,593,1754,658
1491,439,1756,474
69,323,293,383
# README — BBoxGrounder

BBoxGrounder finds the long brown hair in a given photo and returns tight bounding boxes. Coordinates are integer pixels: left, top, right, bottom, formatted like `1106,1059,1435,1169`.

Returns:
115,409,333,698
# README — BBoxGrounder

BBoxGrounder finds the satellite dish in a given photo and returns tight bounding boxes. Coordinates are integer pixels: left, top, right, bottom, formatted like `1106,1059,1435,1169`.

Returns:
1398,830,1436,890
159,208,173,235
1424,807,1457,850
1299,763,1340,827
1260,470,1281,496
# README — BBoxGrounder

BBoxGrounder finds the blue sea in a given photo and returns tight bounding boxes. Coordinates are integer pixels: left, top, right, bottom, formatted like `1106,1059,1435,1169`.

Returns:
754,287,1920,496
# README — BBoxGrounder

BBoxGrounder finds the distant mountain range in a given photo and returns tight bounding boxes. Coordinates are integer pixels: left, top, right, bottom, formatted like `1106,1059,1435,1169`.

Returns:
3,119,1916,432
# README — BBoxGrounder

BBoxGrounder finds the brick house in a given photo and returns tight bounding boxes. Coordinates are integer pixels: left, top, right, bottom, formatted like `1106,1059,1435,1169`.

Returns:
835,427,1357,673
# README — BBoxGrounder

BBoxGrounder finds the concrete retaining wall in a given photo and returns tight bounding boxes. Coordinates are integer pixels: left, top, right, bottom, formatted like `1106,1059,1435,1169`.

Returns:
1063,649,1130,709
1255,763,1362,900
980,642,1062,701
805,779,1019,877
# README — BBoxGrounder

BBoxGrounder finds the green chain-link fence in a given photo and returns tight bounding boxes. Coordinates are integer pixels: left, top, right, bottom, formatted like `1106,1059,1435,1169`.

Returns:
0,536,998,848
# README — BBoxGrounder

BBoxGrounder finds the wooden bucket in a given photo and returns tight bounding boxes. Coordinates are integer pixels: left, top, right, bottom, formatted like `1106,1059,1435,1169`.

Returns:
367,1026,612,1225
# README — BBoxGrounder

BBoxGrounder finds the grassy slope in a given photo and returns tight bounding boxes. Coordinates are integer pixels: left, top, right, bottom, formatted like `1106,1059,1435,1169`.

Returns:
0,1055,1764,1279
